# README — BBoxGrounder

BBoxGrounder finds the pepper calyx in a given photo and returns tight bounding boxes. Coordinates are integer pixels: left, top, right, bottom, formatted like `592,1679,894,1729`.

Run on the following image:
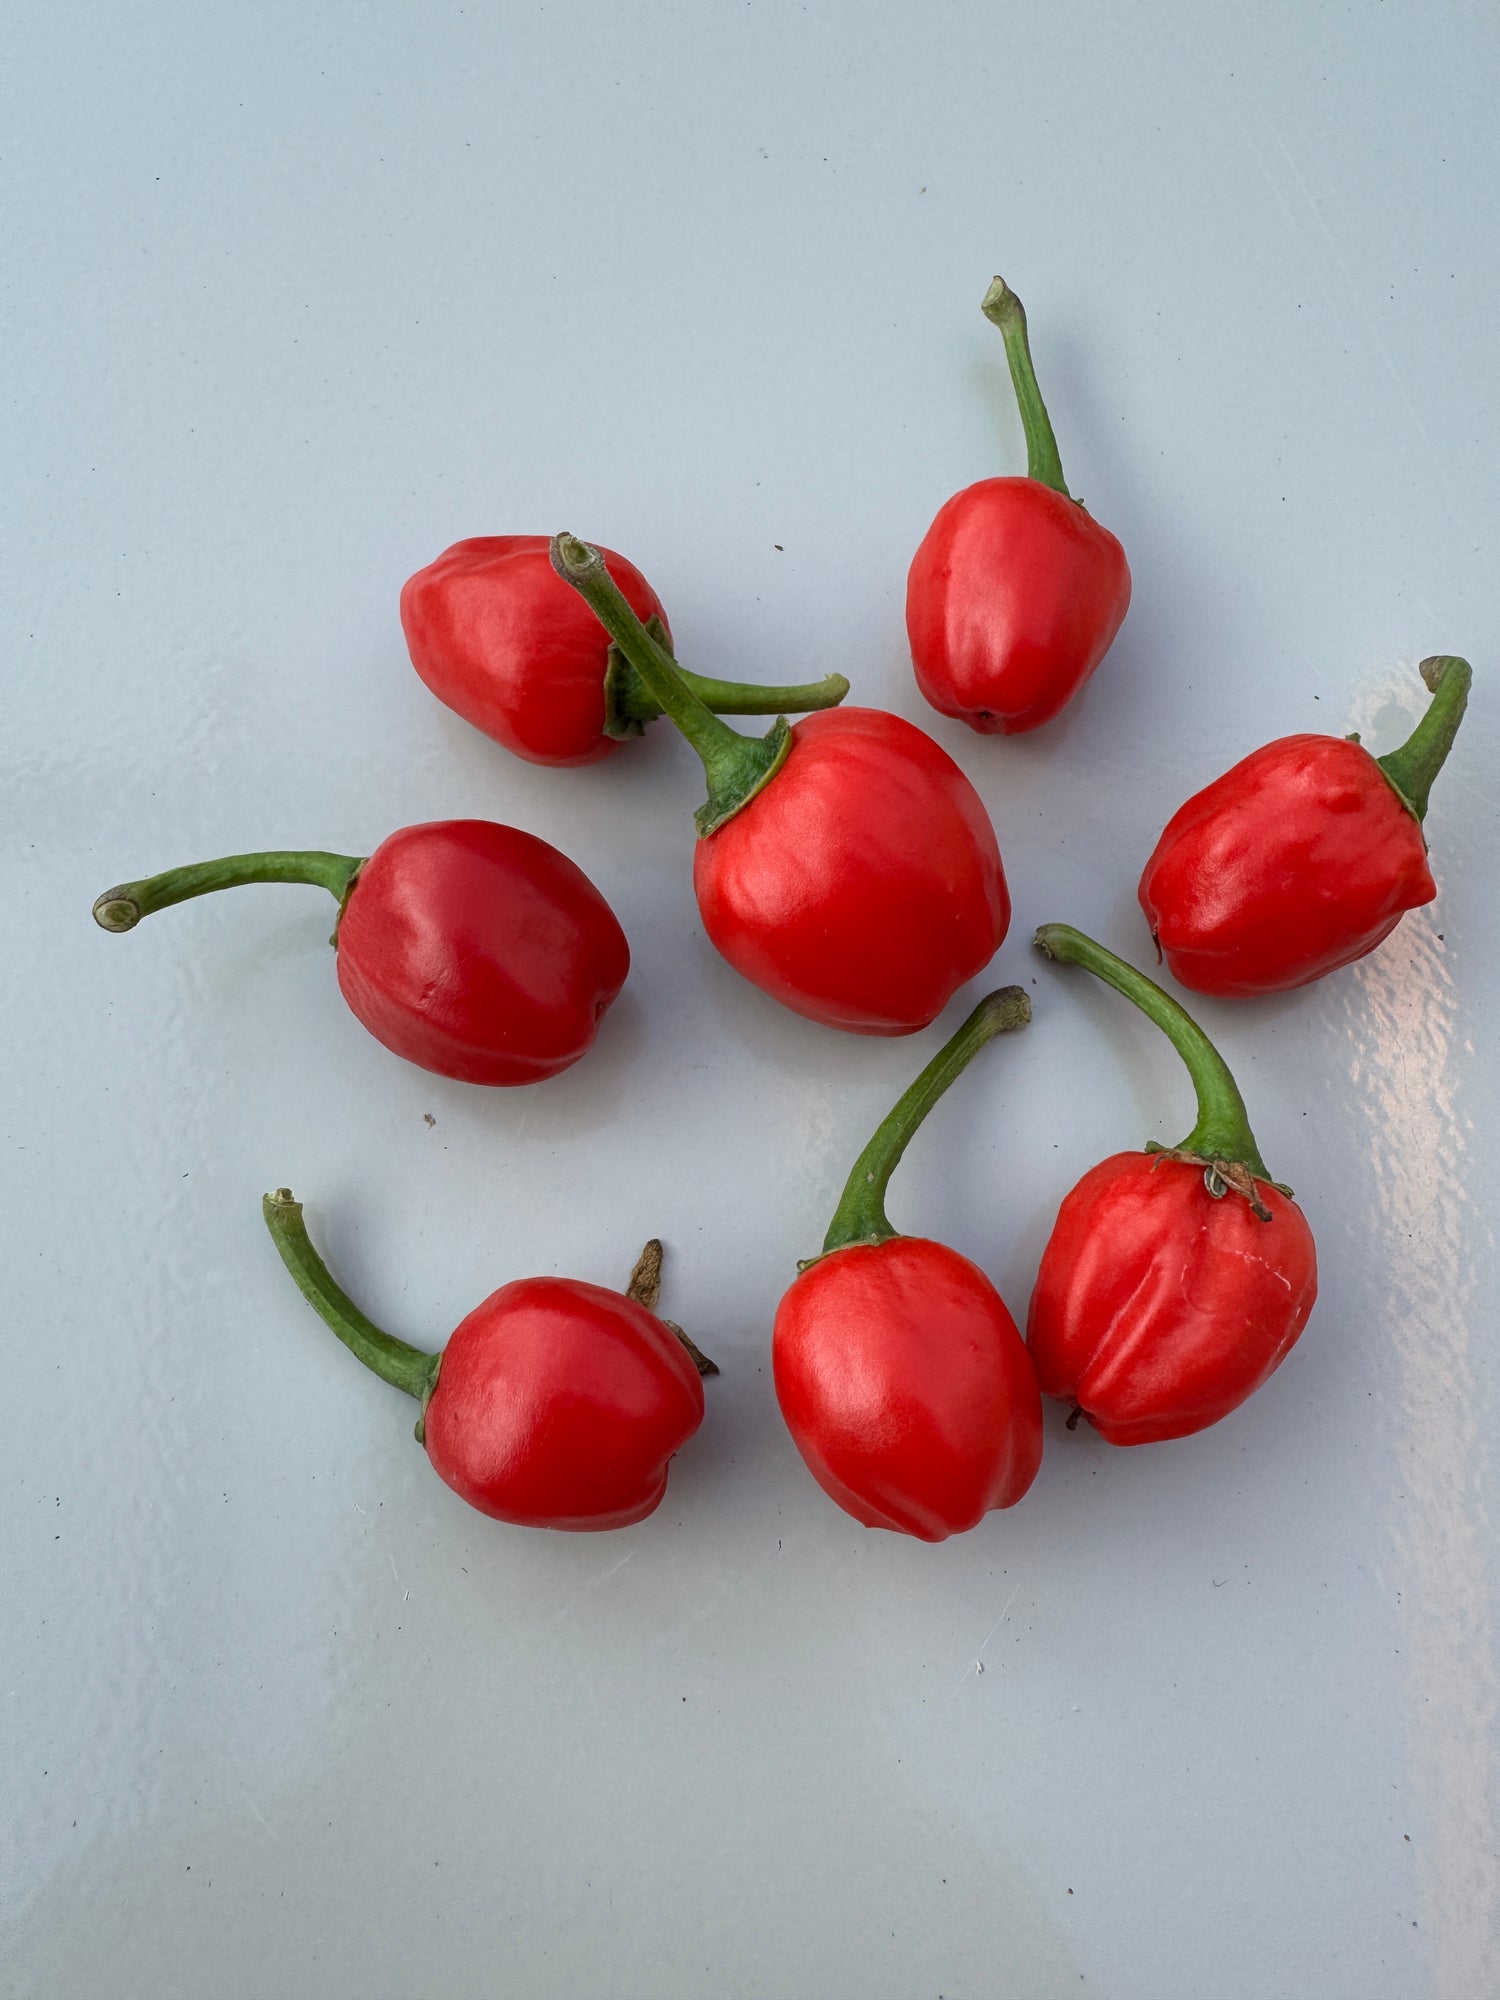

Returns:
1143,1142,1290,1222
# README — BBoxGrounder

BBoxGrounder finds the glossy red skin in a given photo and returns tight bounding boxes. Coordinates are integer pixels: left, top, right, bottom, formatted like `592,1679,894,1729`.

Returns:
423,1277,705,1529
1027,1153,1318,1445
773,1238,1043,1541
692,707,1009,1034
401,536,670,767
907,477,1131,734
1138,734,1436,997
334,820,629,1085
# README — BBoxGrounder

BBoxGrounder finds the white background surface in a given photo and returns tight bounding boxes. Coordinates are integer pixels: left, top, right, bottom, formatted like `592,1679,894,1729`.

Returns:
4,3,1498,1995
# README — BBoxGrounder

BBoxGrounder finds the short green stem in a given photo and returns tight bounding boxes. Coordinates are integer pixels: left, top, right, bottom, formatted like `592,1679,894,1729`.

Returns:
820,987,1032,1256
1375,656,1473,824
93,851,364,933
980,276,1070,497
1035,925,1278,1191
551,533,791,835
262,1190,440,1403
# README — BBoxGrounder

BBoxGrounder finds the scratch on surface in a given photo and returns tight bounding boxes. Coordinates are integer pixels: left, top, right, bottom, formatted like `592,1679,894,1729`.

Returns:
1244,113,1436,454
550,1547,637,1623
956,1582,1021,1688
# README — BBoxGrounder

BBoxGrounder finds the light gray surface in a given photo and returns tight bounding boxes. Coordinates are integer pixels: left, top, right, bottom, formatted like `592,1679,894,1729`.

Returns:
4,3,1498,1995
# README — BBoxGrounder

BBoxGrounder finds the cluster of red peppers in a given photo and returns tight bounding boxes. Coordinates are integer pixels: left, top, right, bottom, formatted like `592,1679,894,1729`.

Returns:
95,276,1473,1540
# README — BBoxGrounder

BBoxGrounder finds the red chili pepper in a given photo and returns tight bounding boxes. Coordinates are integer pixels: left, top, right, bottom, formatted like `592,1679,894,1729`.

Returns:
1027,926,1317,1445
550,534,1009,1034
93,819,629,1085
1139,656,1473,996
773,989,1042,1539
263,1198,712,1530
906,278,1131,735
402,536,849,767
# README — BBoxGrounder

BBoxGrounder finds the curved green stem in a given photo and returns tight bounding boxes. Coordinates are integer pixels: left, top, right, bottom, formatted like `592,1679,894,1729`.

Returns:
1035,925,1280,1200
93,850,363,933
551,533,791,835
821,987,1032,1256
1376,656,1473,824
608,635,847,731
262,1190,440,1403
981,276,1069,497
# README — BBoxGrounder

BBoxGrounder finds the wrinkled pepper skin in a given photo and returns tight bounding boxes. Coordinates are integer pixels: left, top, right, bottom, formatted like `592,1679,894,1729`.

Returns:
693,707,1009,1034
402,536,669,767
1027,1153,1318,1445
336,820,629,1084
775,1237,1042,1540
1139,734,1435,997
423,1276,706,1529
907,478,1131,734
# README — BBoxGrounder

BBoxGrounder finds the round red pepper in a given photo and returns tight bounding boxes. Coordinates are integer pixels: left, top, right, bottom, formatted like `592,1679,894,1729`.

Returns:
93,819,629,1085
1027,925,1317,1445
550,534,1010,1034
906,278,1131,735
1139,656,1473,996
773,989,1043,1539
263,1197,712,1530
402,535,849,767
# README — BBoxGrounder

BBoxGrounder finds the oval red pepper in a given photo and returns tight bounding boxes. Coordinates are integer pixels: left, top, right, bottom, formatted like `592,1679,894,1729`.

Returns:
93,819,629,1085
774,989,1043,1539
264,1197,712,1530
550,534,1009,1035
906,278,1131,735
1027,925,1317,1445
1139,656,1473,996
402,535,849,767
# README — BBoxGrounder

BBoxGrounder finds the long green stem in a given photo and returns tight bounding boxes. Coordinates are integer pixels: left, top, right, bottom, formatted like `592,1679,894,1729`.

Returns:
93,850,363,933
262,1190,440,1402
551,533,791,835
821,987,1032,1255
1035,925,1280,1201
1375,656,1473,823
980,276,1069,497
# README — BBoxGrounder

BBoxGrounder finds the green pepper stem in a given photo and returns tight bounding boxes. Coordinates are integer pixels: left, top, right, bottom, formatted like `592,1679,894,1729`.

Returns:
820,987,1032,1255
611,656,849,725
980,276,1070,498
551,533,791,835
1034,925,1277,1186
93,850,364,933
1375,656,1473,824
262,1190,440,1402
